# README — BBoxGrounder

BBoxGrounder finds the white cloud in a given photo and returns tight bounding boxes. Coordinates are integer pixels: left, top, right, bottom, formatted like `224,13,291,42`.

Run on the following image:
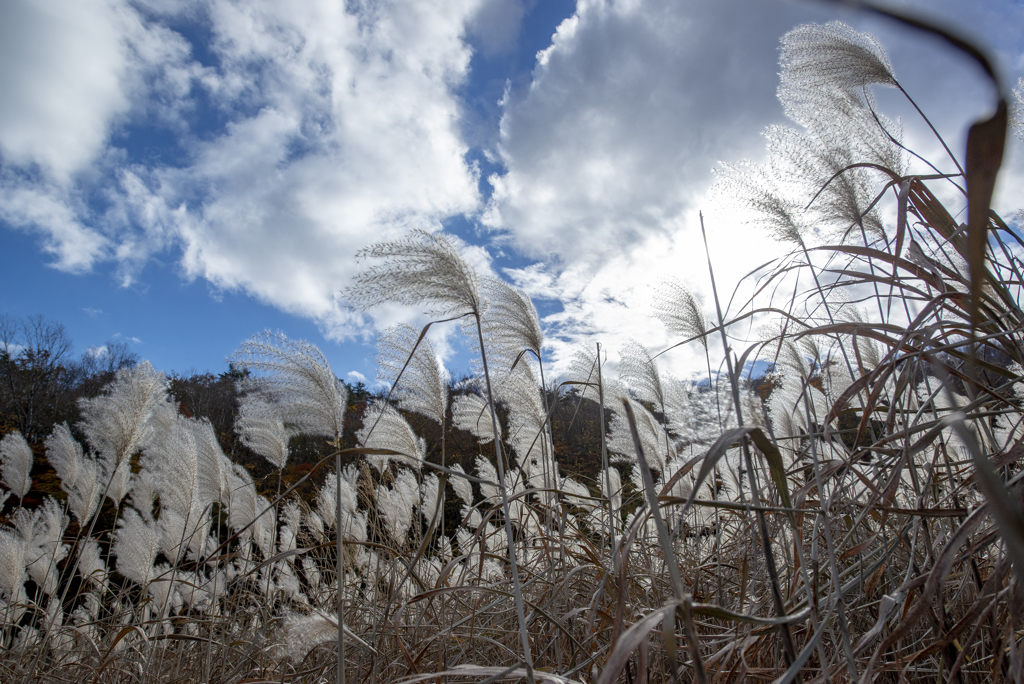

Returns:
346,370,367,384
0,0,131,181
0,0,488,338
485,0,1024,378
85,345,109,358
0,180,109,272
119,0,485,334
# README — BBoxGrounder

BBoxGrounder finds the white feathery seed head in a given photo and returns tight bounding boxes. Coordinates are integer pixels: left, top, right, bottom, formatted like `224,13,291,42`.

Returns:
452,393,500,444
474,456,499,504
233,331,348,441
78,361,168,467
607,398,669,471
226,463,258,535
78,540,108,587
653,280,709,349
347,228,485,318
567,347,630,408
779,21,897,108
235,395,292,470
191,418,229,505
618,340,667,410
99,453,131,506
114,507,158,586
377,469,419,547
480,276,544,360
449,463,473,506
377,324,449,425
276,610,340,662
67,456,102,524
420,473,441,522
44,423,82,491
0,431,33,499
0,526,27,599
357,401,426,473
714,161,806,246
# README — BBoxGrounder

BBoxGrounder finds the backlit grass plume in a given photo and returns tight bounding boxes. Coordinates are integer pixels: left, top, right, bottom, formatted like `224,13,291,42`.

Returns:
78,360,167,468
0,430,32,500
235,395,292,469
356,401,425,473
653,279,709,349
376,323,448,426
233,331,347,441
481,276,544,363
778,21,896,108
347,228,484,318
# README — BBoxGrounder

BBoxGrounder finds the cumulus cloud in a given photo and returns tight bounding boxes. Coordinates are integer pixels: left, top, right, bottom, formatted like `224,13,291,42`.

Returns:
2,0,1022,381
0,0,486,337
484,0,1024,377
0,0,131,180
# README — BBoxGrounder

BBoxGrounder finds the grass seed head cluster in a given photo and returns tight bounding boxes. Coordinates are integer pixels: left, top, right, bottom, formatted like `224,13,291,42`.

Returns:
2,18,1024,684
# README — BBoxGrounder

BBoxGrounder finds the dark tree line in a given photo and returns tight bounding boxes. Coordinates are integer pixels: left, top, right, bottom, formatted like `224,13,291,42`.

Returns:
3,312,741,521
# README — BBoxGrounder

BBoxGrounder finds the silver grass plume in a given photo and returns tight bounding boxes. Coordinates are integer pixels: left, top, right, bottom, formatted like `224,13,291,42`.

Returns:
560,477,594,513
480,276,544,362
0,430,33,499
78,360,167,468
114,507,158,585
99,452,132,505
0,525,26,600
714,161,806,246
778,21,897,109
764,123,886,242
420,473,441,522
225,463,258,535
142,415,217,562
192,418,228,509
302,555,321,590
141,415,202,516
475,456,500,504
653,280,709,349
377,323,448,425
377,469,419,547
600,467,623,531
69,456,102,524
607,398,669,471
17,498,67,596
836,305,883,372
78,540,107,587
796,89,905,176
279,501,301,556
449,463,473,505
452,393,500,444
618,340,668,411
45,423,83,489
316,475,339,530
233,331,347,441
252,495,276,559
496,362,549,469
567,347,630,407
235,395,292,469
357,401,425,473
1014,78,1024,142
462,505,482,530
346,228,484,318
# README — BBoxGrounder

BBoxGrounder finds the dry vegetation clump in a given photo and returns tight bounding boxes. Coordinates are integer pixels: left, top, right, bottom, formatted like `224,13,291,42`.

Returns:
1,12,1023,684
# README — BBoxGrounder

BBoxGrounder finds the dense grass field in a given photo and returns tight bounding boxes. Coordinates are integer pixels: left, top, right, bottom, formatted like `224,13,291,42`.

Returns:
1,15,1023,684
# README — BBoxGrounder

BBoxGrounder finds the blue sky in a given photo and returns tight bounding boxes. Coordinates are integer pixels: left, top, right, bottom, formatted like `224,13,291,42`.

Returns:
1,0,1022,386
